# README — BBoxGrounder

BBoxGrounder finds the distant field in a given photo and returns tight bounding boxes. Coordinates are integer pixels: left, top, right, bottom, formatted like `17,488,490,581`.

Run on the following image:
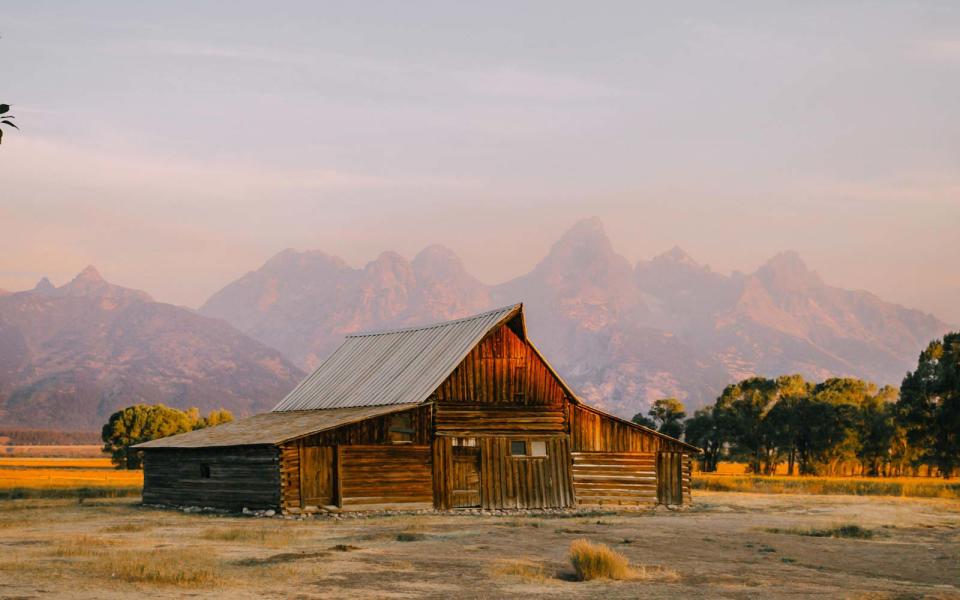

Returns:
0,456,141,500
0,457,114,469
693,474,960,499
1,445,105,458
713,462,791,475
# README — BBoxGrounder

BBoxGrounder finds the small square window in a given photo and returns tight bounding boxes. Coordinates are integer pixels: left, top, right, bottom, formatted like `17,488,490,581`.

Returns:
388,413,414,443
452,437,476,447
510,440,527,456
200,464,211,478
530,441,547,457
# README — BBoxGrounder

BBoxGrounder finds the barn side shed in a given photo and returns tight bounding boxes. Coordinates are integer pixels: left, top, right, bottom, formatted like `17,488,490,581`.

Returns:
136,304,699,512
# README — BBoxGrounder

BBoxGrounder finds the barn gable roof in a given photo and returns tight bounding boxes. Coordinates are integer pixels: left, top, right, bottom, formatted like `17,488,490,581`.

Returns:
271,304,531,411
133,404,419,449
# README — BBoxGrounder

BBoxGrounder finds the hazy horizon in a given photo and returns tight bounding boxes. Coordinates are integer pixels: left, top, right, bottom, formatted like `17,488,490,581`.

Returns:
2,2,959,322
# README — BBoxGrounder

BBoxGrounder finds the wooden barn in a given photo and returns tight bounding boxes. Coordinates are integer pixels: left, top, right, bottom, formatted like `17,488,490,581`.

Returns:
136,304,698,513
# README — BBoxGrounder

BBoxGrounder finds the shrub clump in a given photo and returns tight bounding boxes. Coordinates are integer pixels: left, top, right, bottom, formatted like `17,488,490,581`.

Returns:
569,539,630,581
766,523,874,539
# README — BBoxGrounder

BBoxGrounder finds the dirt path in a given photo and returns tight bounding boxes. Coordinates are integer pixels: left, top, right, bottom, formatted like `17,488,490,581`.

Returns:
0,492,957,599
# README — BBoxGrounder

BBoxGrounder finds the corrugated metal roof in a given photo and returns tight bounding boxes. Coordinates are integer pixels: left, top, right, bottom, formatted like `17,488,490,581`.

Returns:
272,304,524,411
133,404,419,449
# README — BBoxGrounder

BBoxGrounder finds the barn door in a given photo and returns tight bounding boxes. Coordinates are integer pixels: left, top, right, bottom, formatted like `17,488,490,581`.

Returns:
300,446,336,507
657,451,683,505
451,446,481,508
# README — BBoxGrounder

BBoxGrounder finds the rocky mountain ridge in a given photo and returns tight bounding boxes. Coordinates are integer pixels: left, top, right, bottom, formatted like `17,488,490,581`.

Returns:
200,218,951,417
0,267,305,429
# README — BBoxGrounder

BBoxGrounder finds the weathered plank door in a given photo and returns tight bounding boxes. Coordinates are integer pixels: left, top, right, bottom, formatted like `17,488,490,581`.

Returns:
657,451,683,505
300,446,335,507
451,446,481,508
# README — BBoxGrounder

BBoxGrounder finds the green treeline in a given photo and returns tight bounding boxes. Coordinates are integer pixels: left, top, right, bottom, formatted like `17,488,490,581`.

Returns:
101,404,234,469
639,332,960,478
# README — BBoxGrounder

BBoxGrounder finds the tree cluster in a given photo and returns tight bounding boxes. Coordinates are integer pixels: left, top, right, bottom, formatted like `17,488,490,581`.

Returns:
101,404,234,469
680,332,960,478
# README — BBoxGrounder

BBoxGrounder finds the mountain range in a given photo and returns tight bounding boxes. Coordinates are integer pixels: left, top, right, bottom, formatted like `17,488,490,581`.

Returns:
201,218,951,417
0,218,950,428
0,267,304,429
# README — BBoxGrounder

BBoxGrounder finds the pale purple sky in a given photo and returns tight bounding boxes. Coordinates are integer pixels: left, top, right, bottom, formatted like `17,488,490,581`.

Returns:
1,2,958,323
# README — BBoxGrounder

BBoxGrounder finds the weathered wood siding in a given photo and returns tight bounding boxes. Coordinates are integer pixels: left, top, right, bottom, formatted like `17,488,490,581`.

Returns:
293,405,431,446
656,451,682,505
479,436,573,509
279,405,432,511
432,437,455,510
569,404,661,452
567,404,695,505
339,445,433,511
571,451,657,505
435,404,565,436
433,324,569,408
142,446,280,510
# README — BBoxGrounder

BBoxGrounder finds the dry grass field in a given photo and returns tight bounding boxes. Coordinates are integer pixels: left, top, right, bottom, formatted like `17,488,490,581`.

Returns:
0,456,142,500
0,491,957,599
695,474,960,499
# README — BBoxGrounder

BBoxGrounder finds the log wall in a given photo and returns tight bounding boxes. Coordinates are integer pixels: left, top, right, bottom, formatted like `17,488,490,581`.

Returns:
434,404,565,436
339,445,433,511
142,446,280,510
571,451,657,506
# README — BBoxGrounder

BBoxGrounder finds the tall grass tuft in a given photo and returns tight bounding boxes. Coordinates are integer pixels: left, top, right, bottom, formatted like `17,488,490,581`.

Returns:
569,539,630,581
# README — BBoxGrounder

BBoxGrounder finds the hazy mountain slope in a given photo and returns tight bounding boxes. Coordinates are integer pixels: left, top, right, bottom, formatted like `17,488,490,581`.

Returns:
201,219,951,417
0,267,305,429
200,245,492,369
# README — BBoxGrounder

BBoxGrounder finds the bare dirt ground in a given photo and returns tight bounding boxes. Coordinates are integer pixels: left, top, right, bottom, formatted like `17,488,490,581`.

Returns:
0,491,957,599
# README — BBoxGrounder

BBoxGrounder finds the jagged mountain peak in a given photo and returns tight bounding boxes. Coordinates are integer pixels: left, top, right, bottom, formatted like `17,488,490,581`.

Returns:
555,216,612,249
263,248,350,272
536,218,625,276
53,266,153,303
652,246,700,268
33,277,55,293
414,243,460,264
756,250,823,290
413,245,472,280
74,265,104,283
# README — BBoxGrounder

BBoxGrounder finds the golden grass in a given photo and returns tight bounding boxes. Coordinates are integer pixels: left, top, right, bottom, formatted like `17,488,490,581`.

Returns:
0,467,142,488
693,474,960,499
100,521,154,533
631,564,681,582
714,462,791,475
569,539,630,581
490,559,549,583
54,534,118,556
99,548,222,586
200,525,301,547
0,457,114,468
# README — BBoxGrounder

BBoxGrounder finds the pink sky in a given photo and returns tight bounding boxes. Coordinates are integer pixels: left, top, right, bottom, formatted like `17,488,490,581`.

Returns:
1,3,958,323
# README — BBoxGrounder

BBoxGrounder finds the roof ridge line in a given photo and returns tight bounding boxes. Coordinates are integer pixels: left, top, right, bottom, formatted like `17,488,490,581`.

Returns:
345,303,522,338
